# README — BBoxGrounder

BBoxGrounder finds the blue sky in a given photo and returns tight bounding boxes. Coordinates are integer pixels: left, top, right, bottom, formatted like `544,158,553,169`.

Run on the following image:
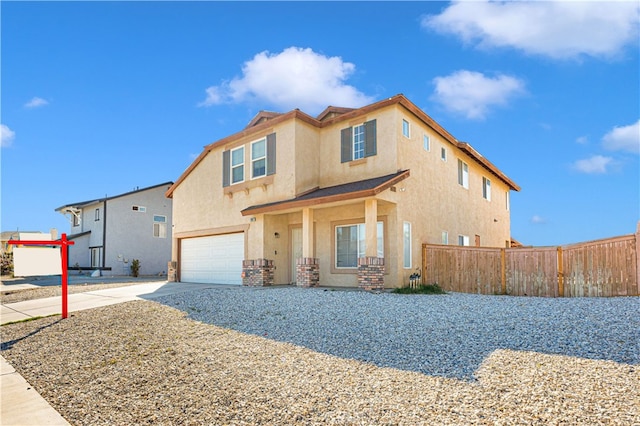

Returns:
1,1,638,247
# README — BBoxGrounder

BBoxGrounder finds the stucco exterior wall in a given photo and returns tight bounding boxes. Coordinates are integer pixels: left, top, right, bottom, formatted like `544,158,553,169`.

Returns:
393,107,512,284
319,106,398,188
169,96,518,288
104,185,172,275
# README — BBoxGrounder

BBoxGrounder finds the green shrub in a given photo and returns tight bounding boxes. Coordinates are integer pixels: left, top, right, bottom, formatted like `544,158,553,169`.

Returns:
130,259,140,277
393,283,446,295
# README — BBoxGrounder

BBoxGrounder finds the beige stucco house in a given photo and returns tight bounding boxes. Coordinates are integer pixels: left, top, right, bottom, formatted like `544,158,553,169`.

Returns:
166,94,520,289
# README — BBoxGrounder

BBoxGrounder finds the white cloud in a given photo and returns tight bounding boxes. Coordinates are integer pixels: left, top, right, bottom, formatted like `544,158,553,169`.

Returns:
423,1,640,59
576,136,588,145
1,124,16,148
24,97,49,108
431,70,525,119
198,47,374,114
602,119,640,154
531,215,546,224
572,155,614,174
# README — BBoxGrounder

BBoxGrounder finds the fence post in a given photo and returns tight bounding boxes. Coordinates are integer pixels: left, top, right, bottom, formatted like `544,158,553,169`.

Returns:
557,246,564,297
501,248,506,295
422,244,427,286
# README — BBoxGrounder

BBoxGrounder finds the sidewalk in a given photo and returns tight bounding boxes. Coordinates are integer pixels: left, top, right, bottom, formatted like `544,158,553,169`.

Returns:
1,281,218,425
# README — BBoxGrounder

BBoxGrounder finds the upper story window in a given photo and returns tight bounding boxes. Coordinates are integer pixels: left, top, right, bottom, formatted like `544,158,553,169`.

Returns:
231,146,245,184
441,147,447,162
353,124,365,160
402,119,410,138
505,191,510,211
251,138,266,178
423,135,430,151
458,235,470,246
341,119,376,163
442,231,449,245
95,208,100,221
73,214,80,227
132,205,146,212
457,159,469,189
222,133,276,188
483,177,492,201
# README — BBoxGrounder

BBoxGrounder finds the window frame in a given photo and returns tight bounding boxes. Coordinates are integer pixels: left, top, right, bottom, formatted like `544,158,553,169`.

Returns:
483,177,492,201
458,235,470,246
333,219,385,271
423,134,430,151
458,159,469,189
442,231,449,245
251,138,267,179
94,208,100,221
441,147,447,162
352,123,365,160
403,221,412,269
402,119,410,138
153,215,167,239
230,146,245,185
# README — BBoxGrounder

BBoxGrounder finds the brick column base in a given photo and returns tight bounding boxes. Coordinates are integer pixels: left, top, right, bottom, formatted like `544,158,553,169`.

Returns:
242,259,274,286
358,257,385,291
167,261,177,282
296,258,319,287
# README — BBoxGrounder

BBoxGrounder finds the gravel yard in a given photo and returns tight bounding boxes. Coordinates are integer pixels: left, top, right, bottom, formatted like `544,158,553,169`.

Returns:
1,285,639,425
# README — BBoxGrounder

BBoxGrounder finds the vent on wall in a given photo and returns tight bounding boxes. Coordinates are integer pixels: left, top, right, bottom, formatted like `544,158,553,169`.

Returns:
132,205,147,212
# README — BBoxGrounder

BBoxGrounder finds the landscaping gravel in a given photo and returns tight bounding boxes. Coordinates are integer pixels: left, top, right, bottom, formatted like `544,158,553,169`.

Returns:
1,285,638,425
157,286,640,381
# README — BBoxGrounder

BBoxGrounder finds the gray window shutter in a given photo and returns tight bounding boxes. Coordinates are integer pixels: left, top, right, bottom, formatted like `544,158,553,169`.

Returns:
266,133,276,176
341,127,352,163
364,119,377,158
222,150,230,187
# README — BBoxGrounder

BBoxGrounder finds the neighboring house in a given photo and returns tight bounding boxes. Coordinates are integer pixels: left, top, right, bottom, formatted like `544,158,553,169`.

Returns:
1,230,58,254
166,94,520,289
56,182,173,276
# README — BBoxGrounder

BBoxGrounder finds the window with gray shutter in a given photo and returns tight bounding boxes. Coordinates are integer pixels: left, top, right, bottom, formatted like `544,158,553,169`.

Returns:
341,119,376,162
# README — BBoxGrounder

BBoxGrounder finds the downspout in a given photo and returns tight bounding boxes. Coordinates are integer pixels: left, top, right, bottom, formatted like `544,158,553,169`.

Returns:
102,199,107,269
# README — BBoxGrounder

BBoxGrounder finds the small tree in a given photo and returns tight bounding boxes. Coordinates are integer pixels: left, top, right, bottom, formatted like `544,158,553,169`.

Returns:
130,259,140,277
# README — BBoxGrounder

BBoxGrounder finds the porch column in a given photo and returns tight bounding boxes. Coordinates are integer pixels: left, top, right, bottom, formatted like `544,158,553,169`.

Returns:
297,207,319,287
359,199,385,291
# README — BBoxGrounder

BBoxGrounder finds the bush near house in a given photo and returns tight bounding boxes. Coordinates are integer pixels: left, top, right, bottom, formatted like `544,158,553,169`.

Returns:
1,252,14,276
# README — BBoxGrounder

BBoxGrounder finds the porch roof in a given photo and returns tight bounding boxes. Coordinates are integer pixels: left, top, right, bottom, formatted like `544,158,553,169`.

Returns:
241,170,410,216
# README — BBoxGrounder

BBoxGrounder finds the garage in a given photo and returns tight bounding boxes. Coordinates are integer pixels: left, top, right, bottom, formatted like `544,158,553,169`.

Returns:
180,233,244,285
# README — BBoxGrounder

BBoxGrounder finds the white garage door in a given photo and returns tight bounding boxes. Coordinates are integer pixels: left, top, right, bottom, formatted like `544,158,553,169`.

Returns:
180,233,244,285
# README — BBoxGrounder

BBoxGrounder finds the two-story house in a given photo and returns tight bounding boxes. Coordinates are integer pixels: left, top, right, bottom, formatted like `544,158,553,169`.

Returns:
166,94,520,289
56,182,173,276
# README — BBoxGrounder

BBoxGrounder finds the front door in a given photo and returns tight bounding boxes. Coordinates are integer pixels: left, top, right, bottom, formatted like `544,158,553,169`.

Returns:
290,226,302,284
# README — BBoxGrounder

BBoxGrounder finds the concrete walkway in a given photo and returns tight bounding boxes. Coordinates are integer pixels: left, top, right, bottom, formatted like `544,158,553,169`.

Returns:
1,281,219,425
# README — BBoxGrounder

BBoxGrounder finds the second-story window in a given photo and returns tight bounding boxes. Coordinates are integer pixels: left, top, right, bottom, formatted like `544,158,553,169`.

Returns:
231,146,244,184
483,177,492,201
251,138,266,178
458,159,469,189
341,119,377,163
353,124,365,160
95,208,100,221
402,119,410,138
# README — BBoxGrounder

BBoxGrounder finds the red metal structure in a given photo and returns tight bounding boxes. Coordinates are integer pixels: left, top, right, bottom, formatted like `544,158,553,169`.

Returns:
8,233,75,318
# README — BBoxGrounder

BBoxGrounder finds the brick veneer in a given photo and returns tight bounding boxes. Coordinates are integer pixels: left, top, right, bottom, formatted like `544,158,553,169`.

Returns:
167,261,177,282
358,257,385,291
296,257,320,287
242,259,274,287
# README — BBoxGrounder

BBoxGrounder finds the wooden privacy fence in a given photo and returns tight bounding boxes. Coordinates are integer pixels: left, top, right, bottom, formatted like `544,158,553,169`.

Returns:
422,230,639,297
